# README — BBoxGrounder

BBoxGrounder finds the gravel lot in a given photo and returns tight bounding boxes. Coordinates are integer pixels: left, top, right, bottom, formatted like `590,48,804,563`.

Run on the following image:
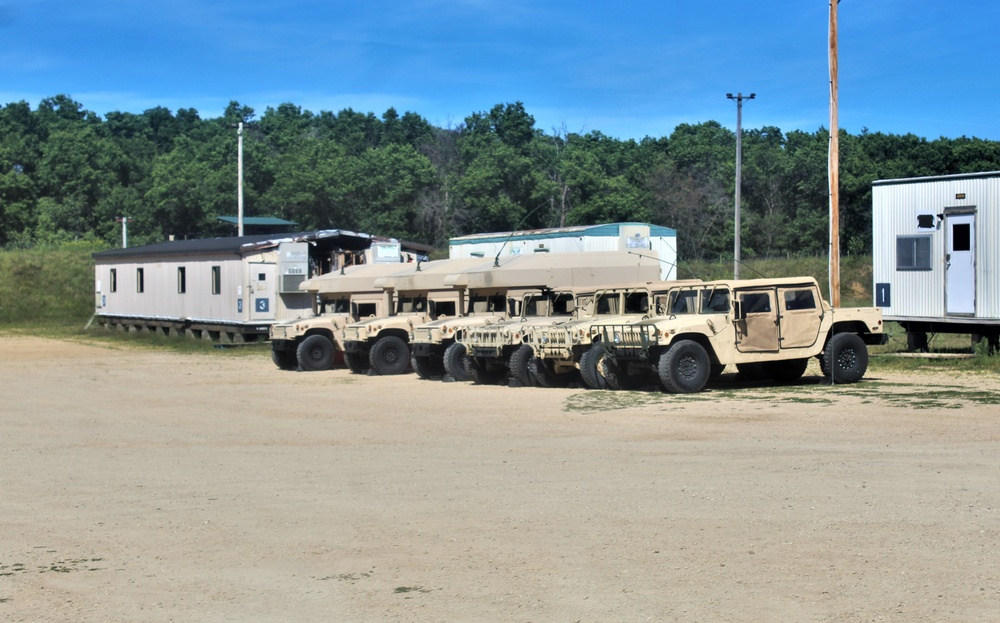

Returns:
2,336,998,622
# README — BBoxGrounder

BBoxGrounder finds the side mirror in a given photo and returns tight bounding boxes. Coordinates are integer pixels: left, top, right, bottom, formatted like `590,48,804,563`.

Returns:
733,300,745,321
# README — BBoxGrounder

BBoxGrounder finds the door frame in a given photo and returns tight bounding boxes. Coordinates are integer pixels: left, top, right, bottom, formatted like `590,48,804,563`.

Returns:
944,208,976,316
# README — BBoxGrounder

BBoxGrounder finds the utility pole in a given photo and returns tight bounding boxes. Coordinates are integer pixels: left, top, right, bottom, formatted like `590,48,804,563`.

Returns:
115,216,132,248
727,92,755,280
237,121,245,237
829,0,841,307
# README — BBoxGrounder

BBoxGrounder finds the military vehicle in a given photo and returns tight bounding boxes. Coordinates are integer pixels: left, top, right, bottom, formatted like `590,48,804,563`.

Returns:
518,281,693,387
340,258,497,375
410,251,663,381
586,277,886,392
268,263,412,371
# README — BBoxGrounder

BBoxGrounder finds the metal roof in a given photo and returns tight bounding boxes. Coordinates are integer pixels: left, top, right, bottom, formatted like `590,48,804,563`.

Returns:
217,216,299,226
92,229,384,260
448,222,677,246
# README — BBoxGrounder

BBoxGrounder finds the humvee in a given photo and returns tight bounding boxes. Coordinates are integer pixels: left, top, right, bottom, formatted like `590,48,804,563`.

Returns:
520,281,695,387
461,285,597,385
340,258,497,375
587,277,886,392
268,263,409,371
412,251,664,382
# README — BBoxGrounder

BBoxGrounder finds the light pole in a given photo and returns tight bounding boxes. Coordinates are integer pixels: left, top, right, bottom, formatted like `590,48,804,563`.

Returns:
115,216,132,248
237,121,244,237
727,92,755,280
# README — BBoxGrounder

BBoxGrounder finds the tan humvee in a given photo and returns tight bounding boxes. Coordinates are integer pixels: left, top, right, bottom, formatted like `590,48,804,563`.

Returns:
458,284,596,385
268,263,411,371
411,251,664,382
521,280,699,387
587,277,886,392
340,258,497,375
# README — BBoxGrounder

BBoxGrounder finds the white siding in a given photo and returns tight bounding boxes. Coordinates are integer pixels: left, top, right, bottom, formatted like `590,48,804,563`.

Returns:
873,173,1000,321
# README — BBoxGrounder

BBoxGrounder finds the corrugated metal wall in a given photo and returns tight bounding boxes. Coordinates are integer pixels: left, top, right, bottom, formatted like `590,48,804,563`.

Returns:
873,174,999,321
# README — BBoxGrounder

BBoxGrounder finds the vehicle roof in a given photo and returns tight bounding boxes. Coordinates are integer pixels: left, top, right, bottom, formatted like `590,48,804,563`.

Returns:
680,276,820,289
300,262,417,295
444,251,663,290
374,258,497,291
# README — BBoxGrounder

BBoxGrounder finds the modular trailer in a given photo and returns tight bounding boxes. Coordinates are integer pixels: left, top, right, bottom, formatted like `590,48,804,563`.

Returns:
872,171,1000,350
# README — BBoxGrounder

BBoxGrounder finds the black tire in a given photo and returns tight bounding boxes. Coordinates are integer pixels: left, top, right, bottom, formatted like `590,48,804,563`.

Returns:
443,342,472,382
658,340,711,393
736,362,767,381
369,336,411,375
579,346,608,389
602,357,648,391
528,357,575,388
762,358,809,383
508,344,534,387
411,353,445,380
345,351,369,374
296,335,334,372
271,347,298,371
823,333,868,383
465,356,506,385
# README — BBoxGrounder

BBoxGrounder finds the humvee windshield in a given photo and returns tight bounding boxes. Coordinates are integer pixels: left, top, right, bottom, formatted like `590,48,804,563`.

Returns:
397,294,428,313
321,296,350,314
467,293,506,314
429,299,457,317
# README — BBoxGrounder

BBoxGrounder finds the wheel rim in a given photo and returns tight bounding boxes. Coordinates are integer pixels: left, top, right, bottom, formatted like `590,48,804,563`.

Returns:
837,348,855,370
677,354,699,380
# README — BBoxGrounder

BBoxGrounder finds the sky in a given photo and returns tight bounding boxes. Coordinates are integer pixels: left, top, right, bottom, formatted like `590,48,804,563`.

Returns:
2,0,998,141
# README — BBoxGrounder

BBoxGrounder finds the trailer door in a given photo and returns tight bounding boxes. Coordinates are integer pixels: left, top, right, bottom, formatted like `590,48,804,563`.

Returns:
249,262,277,321
945,213,975,315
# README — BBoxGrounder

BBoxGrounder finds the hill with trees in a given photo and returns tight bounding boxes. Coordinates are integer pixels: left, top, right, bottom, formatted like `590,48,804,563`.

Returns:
2,95,999,259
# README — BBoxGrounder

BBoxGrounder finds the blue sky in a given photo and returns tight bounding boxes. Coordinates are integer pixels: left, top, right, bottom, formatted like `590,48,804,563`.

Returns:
2,0,998,141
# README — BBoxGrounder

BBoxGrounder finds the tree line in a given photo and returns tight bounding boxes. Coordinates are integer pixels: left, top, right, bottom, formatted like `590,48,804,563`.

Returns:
2,94,999,260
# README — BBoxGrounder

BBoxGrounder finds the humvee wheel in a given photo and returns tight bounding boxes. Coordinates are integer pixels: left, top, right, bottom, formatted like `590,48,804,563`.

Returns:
296,335,334,371
370,336,411,375
762,358,809,383
344,351,369,374
658,340,710,393
465,356,505,385
528,357,575,388
823,333,868,383
411,353,445,379
271,347,298,371
443,342,472,381
602,357,648,391
579,347,608,389
508,344,535,387
736,363,767,381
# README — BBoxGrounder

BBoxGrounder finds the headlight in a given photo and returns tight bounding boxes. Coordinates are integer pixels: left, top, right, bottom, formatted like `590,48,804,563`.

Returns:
613,332,622,344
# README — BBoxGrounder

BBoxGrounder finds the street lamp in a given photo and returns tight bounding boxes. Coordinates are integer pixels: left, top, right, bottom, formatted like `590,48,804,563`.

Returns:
726,92,755,280
236,121,244,237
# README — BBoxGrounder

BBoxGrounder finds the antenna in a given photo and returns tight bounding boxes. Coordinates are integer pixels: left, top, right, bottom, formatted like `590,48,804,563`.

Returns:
494,202,548,267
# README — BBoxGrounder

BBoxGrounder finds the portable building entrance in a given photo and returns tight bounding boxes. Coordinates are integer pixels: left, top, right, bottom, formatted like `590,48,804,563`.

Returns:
448,222,677,280
872,171,1000,350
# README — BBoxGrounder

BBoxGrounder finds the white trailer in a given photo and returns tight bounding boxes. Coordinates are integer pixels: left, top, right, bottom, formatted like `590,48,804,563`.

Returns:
92,230,410,342
872,171,1000,350
448,222,677,280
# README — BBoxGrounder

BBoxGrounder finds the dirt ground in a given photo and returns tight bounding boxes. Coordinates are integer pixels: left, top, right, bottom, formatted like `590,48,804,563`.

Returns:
1,336,998,622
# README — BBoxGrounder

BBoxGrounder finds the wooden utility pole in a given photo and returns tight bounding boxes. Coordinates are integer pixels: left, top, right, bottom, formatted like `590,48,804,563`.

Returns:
829,0,841,307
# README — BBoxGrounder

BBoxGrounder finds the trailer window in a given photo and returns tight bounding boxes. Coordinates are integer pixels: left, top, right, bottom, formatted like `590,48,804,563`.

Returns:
211,266,222,294
897,235,932,271
177,267,186,294
136,268,144,293
109,269,117,293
